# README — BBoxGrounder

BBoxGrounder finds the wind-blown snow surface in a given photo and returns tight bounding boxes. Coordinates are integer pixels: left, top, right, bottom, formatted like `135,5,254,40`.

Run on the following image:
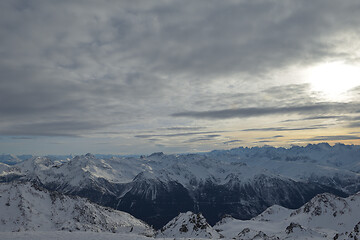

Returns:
215,192,360,239
0,182,153,236
0,143,360,228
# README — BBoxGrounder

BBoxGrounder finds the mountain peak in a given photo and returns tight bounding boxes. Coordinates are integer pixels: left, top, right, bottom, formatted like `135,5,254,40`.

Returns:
85,153,95,158
158,211,222,238
148,152,164,158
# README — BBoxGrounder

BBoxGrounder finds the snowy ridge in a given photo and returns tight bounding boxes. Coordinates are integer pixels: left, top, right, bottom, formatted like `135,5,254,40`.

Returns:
0,182,154,236
5,144,360,193
0,162,10,173
0,154,23,165
0,163,22,183
5,143,360,186
7,150,360,196
215,192,360,239
158,211,221,239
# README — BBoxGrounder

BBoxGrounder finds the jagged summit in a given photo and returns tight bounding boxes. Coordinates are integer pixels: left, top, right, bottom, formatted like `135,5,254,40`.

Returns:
293,192,350,217
158,211,221,238
148,152,164,158
215,191,360,239
85,153,95,158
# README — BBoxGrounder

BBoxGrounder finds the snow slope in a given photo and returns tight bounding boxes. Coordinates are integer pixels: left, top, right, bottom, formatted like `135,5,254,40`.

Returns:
0,182,154,236
0,231,215,240
215,192,360,239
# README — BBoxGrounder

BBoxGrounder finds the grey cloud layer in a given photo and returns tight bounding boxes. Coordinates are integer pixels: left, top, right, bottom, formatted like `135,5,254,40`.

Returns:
135,131,226,139
1,121,108,137
184,135,221,143
243,126,327,132
223,140,243,145
1,0,360,138
172,103,360,119
294,135,360,142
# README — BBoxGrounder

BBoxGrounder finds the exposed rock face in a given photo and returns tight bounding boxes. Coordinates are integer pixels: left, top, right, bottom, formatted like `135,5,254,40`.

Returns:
215,192,360,240
158,211,222,238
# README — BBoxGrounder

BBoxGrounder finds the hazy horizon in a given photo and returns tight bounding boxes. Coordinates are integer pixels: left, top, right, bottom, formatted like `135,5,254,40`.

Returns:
1,142,358,156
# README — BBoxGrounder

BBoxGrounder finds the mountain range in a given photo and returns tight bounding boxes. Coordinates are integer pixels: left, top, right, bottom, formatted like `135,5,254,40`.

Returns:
0,181,359,239
0,143,359,230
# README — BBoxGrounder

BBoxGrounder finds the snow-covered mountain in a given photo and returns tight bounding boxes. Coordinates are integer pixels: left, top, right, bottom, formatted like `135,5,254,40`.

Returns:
0,154,34,165
0,182,154,237
0,162,22,183
0,154,22,165
0,162,10,172
2,182,358,240
0,143,359,229
157,211,221,238
214,192,360,239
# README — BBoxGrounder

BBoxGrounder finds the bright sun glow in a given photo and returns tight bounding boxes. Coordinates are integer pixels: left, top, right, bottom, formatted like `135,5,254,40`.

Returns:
305,61,360,101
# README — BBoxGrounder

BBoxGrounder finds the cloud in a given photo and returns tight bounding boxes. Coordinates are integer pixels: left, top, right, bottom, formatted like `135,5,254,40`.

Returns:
1,0,360,153
223,139,243,145
255,140,275,143
142,1,360,77
256,135,285,140
294,135,360,142
345,116,360,128
172,103,360,119
183,134,221,143
0,121,108,137
272,135,284,138
261,84,318,106
283,115,348,122
135,131,226,138
11,136,34,140
242,125,327,132
348,122,360,128
163,127,206,131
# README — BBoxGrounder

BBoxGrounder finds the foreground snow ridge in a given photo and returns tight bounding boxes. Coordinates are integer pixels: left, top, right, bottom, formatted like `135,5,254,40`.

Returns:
0,182,154,236
215,192,360,239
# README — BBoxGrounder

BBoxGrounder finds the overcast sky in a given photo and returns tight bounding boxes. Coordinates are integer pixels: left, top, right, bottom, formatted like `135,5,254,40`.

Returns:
1,0,360,155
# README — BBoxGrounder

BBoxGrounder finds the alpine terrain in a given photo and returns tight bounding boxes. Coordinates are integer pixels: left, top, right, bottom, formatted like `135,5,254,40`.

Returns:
0,144,359,229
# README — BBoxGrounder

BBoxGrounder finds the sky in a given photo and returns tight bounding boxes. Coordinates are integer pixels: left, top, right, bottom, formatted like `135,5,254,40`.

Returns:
1,0,360,155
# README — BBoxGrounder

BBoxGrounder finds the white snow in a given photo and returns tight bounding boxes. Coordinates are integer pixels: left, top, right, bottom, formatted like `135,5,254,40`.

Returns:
1,144,360,239
4,144,359,195
215,192,360,239
0,182,153,236
0,231,152,240
158,211,221,239
0,231,215,240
